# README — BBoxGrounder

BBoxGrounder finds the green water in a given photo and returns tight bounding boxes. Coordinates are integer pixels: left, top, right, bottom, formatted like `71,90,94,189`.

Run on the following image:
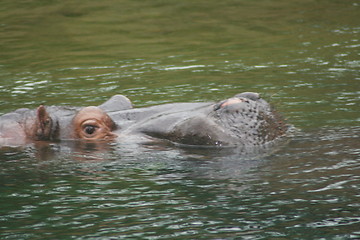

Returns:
0,0,359,239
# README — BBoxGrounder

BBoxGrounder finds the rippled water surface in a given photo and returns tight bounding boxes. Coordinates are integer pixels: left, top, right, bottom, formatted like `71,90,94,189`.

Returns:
1,0,359,239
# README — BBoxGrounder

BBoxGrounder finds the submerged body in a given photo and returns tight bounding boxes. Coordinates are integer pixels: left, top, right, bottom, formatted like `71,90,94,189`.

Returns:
0,93,288,148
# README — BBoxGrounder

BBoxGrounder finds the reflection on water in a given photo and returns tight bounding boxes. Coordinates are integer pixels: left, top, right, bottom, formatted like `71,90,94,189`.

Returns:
0,126,359,239
0,0,359,239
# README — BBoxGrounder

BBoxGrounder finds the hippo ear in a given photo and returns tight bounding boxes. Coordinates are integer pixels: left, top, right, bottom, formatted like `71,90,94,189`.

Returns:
37,105,47,120
34,105,53,140
36,105,50,126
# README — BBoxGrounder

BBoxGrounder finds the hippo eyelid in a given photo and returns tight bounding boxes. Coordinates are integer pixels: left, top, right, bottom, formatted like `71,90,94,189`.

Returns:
81,119,100,127
83,124,99,129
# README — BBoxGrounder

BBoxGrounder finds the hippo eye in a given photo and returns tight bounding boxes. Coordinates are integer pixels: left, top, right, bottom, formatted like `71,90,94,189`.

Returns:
84,125,97,135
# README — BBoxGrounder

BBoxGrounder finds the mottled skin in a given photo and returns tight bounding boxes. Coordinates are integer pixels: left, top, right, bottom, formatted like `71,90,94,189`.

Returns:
0,93,288,147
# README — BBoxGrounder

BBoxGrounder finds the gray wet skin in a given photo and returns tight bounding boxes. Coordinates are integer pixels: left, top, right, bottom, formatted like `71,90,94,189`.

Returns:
0,92,288,147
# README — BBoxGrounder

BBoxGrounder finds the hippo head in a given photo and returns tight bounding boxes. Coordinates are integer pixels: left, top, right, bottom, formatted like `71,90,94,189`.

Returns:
72,106,117,140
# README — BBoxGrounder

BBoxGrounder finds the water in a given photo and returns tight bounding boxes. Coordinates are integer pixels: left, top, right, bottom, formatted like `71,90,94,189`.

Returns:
0,0,359,239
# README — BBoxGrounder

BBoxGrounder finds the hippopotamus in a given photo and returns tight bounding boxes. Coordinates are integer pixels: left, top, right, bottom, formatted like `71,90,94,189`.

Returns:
0,93,288,148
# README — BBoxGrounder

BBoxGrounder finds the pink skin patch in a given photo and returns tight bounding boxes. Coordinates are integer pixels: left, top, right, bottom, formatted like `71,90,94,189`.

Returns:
219,98,246,108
